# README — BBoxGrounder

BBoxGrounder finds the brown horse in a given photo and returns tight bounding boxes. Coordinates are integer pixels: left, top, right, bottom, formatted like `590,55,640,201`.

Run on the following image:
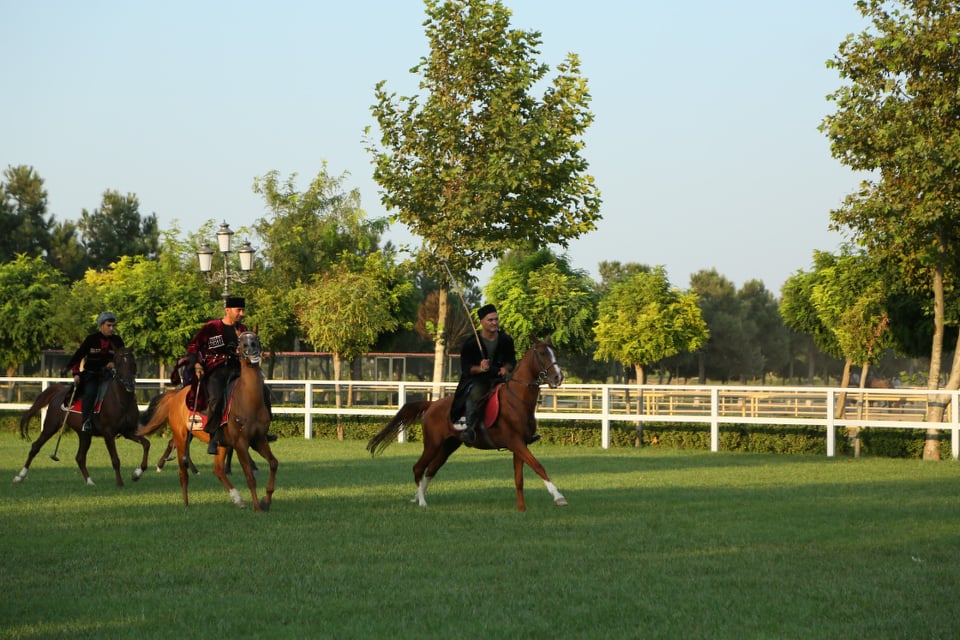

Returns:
138,331,277,511
13,348,150,486
367,336,568,512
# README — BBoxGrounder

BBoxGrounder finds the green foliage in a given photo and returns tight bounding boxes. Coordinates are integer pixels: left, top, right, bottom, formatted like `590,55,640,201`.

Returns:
593,266,708,380
0,255,66,371
79,190,159,271
484,248,597,353
295,255,414,377
252,166,387,285
0,165,51,262
367,0,601,281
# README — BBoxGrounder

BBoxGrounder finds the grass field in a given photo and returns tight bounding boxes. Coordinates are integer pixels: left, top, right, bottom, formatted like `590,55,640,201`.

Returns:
2,431,959,640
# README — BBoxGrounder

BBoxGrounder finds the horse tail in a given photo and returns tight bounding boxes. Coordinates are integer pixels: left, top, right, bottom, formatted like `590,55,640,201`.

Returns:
19,385,63,439
137,392,172,436
367,400,432,456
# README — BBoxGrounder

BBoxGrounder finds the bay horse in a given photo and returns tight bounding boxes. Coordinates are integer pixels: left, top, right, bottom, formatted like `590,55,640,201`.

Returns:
367,336,568,512
138,331,277,511
13,348,150,486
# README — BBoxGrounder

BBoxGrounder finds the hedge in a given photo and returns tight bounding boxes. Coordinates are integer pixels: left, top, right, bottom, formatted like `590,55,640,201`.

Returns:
5,411,954,459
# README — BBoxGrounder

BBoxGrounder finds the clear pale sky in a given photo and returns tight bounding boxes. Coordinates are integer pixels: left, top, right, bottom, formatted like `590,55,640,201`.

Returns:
1,0,869,293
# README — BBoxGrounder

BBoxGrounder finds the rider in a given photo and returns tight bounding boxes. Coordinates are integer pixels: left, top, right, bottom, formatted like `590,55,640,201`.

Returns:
451,303,516,444
184,296,248,454
65,312,124,434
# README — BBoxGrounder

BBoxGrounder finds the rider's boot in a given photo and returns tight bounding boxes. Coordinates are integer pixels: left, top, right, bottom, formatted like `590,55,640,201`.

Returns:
205,405,223,455
460,402,479,445
207,427,223,455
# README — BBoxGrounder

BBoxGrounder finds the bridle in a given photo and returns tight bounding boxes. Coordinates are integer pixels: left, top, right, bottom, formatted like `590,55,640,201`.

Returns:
237,331,263,365
112,349,137,393
507,340,563,390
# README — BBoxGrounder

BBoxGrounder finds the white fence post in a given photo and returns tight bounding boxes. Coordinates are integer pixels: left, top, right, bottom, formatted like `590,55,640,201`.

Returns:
826,389,836,458
303,382,313,439
710,387,719,452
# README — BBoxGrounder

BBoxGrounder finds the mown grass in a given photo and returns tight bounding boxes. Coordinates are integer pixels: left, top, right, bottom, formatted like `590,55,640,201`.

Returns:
2,432,959,639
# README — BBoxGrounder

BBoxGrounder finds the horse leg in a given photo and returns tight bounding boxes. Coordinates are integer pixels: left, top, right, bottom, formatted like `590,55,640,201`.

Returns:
412,438,461,507
251,439,278,512
212,451,244,508
513,445,567,509
232,445,266,512
13,416,59,483
75,434,95,486
173,432,192,506
122,432,150,482
156,439,175,472
102,432,125,487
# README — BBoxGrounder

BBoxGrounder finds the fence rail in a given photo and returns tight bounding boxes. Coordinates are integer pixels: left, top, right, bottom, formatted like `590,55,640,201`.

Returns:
2,377,958,458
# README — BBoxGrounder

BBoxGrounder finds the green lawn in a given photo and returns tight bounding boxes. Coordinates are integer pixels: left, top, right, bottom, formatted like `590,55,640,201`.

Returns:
1,433,959,639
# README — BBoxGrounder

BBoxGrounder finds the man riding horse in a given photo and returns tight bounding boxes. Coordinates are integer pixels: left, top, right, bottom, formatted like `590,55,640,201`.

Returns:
64,311,124,434
451,303,516,445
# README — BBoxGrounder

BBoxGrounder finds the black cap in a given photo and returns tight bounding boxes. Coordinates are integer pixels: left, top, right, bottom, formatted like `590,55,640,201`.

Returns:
224,296,245,309
477,303,497,320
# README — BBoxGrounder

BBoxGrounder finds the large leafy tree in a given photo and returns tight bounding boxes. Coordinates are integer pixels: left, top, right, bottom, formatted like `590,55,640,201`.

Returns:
820,0,960,458
0,255,66,375
484,248,596,354
79,190,159,270
593,267,708,385
0,165,52,262
252,167,388,355
690,269,749,383
368,0,601,383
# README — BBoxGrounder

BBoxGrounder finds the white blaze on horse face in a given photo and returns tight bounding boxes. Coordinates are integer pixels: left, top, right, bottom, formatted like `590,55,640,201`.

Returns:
543,345,563,387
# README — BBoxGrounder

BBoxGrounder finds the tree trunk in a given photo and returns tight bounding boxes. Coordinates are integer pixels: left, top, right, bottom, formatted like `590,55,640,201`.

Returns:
333,352,343,441
923,262,946,460
431,287,448,399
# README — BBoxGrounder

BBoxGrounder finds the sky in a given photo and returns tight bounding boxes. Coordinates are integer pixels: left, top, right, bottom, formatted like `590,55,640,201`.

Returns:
1,0,870,293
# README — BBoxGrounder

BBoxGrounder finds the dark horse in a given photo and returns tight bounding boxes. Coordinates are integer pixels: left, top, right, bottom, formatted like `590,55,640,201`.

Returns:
14,348,150,486
367,336,568,512
138,331,277,511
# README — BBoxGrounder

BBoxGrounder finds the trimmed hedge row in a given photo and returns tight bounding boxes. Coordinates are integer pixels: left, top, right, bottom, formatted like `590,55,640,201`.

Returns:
5,411,954,459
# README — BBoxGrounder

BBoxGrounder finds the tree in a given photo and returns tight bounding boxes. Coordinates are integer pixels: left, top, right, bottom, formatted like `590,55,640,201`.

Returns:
0,165,51,262
593,267,708,385
738,279,791,384
484,249,597,354
367,0,601,384
251,167,389,357
79,190,159,270
820,0,960,458
294,255,413,438
0,255,66,375
690,269,749,383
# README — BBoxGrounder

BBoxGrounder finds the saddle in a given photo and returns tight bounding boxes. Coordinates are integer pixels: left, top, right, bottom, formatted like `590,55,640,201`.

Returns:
64,379,112,414
181,374,239,431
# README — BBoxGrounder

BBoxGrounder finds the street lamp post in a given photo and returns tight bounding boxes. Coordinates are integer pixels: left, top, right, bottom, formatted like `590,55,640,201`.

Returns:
197,222,255,301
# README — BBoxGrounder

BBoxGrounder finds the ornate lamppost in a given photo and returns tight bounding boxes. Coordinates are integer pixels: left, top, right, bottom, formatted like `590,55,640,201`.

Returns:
197,222,255,301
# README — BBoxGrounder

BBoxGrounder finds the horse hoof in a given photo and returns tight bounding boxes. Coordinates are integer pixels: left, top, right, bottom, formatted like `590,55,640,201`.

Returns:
132,469,143,481
12,475,23,484
86,478,95,486
555,497,568,507
258,499,271,511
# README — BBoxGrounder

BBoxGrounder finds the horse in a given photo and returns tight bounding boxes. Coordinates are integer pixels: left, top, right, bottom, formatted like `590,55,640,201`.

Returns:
367,336,568,512
138,331,277,511
13,348,150,486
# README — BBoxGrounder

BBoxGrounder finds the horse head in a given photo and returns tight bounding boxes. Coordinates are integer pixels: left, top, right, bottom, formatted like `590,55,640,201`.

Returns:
530,336,563,388
237,331,263,365
113,348,137,393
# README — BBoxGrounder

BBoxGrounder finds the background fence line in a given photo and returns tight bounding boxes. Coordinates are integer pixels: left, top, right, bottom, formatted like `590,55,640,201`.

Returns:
2,377,958,458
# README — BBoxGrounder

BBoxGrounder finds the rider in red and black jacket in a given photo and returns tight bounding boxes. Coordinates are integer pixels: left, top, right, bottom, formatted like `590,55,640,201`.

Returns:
182,296,247,454
65,312,124,433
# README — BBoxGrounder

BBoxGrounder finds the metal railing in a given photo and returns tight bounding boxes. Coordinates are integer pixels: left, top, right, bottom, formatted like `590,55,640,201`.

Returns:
3,377,957,458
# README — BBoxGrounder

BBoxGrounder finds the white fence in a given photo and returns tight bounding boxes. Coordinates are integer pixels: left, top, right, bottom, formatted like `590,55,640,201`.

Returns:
3,377,958,459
